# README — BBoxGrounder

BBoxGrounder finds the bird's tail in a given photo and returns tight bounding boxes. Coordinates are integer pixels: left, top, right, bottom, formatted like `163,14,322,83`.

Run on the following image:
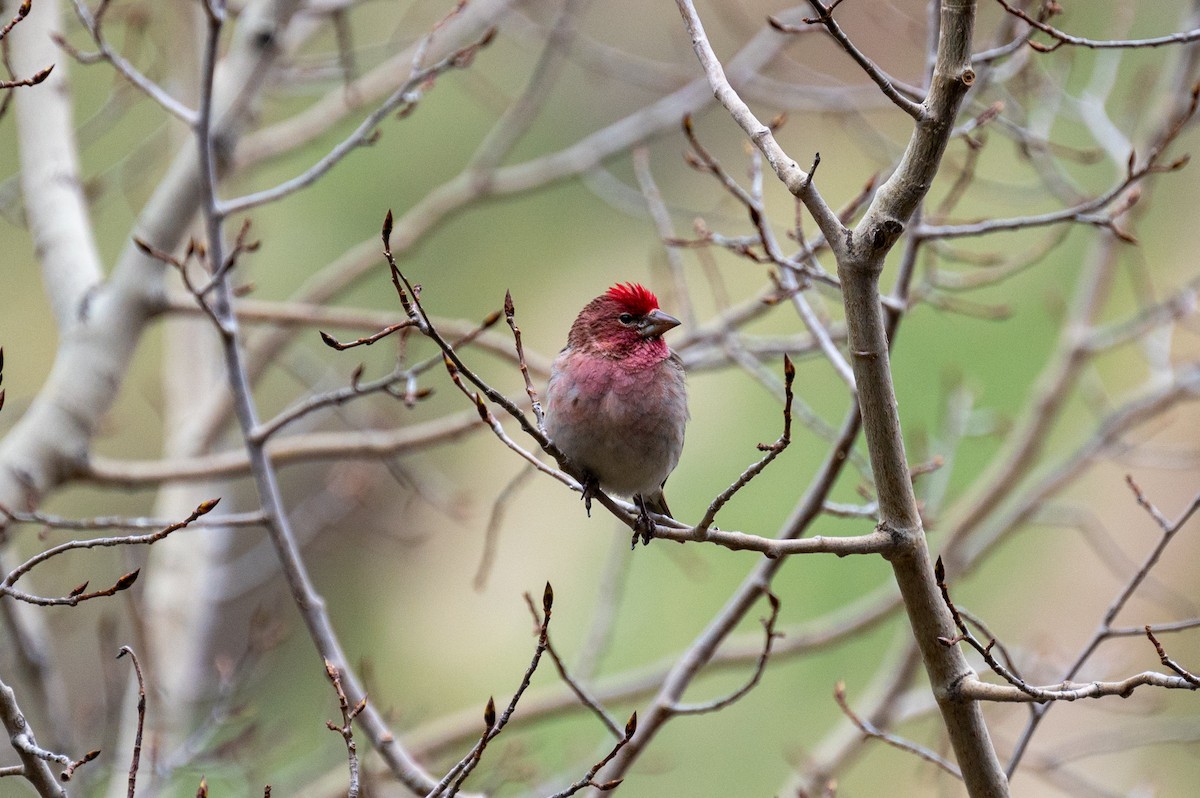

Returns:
642,489,672,519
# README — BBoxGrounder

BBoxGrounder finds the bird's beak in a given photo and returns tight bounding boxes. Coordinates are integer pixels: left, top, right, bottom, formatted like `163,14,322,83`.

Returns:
638,309,681,339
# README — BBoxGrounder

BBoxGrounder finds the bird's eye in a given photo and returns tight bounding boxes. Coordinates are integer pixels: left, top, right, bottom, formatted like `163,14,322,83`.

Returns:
618,313,635,325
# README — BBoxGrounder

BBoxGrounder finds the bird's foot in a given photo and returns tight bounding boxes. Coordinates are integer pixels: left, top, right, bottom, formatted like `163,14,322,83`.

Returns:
580,473,599,518
632,494,655,549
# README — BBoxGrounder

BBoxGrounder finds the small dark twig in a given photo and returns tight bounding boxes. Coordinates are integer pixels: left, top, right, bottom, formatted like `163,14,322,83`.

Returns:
133,237,224,329
275,308,503,440
0,1,34,42
934,557,1042,698
0,1,54,96
380,212,548,448
504,290,544,430
324,661,364,798
195,217,259,296
0,499,219,606
696,356,794,533
430,583,555,797
523,592,622,738
956,607,1025,683
1145,627,1200,687
440,355,571,485
116,646,145,798
544,712,637,797
59,748,100,782
802,152,820,192
318,321,415,351
0,63,53,90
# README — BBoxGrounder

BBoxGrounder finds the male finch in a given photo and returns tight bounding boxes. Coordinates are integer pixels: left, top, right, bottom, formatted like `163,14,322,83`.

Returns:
544,283,688,547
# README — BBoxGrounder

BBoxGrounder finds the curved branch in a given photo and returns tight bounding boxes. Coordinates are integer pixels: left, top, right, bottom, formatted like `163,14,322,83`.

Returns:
10,0,103,329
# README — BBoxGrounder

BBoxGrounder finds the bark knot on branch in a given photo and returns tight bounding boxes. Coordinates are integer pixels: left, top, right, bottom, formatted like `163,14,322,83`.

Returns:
870,219,905,251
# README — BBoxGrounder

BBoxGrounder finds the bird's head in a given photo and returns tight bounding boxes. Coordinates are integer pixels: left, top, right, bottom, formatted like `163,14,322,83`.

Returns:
568,283,681,359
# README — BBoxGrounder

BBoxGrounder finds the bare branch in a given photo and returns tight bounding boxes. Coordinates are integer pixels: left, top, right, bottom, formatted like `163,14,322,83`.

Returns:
670,591,781,714
219,28,497,215
1145,628,1200,688
0,500,218,606
771,4,925,119
0,673,64,797
523,593,622,740
695,356,794,532
504,291,544,431
63,0,197,123
430,584,555,797
833,680,962,779
995,0,1200,51
959,671,1200,703
543,712,636,797
674,0,848,250
116,646,146,798
324,662,363,798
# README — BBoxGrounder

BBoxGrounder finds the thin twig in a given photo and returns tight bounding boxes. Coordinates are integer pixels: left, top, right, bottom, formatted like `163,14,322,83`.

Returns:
116,646,145,798
474,465,536,591
994,0,1200,52
670,590,781,714
523,593,622,739
503,290,544,429
543,712,637,797
0,500,218,606
440,355,572,486
220,28,497,216
833,680,962,779
317,321,416,351
1144,628,1200,687
189,4,445,791
674,0,847,248
772,3,925,120
0,63,52,90
324,661,364,798
262,308,502,441
696,356,794,533
0,504,262,532
429,583,555,797
938,556,1200,705
62,0,196,123
934,557,1050,700
679,118,854,388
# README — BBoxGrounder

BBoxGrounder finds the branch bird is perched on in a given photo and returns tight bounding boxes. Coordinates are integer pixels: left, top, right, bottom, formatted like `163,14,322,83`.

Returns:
544,283,689,547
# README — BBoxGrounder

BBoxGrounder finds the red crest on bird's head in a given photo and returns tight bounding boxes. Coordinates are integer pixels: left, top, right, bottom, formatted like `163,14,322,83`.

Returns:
606,283,660,316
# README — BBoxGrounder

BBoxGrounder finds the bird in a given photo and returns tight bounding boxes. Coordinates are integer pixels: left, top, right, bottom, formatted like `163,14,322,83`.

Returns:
543,283,689,547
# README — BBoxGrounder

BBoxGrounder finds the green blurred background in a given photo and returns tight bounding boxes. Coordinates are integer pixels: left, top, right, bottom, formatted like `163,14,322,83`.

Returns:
2,0,1199,795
